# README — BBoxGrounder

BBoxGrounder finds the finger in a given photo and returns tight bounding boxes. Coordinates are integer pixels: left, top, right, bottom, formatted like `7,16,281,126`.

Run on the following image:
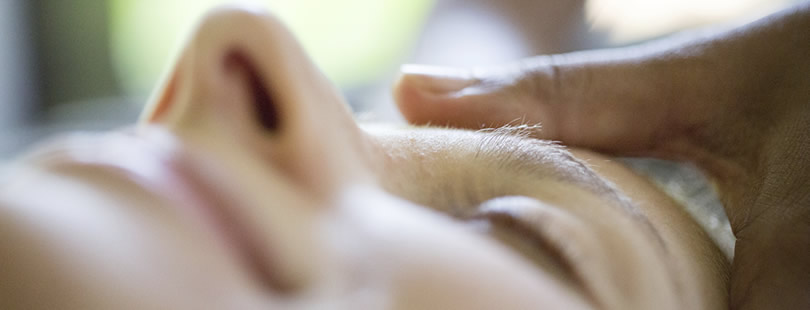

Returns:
393,53,689,157
393,64,559,138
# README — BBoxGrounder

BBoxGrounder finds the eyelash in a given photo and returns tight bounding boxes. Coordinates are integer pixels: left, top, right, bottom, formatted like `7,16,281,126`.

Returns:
463,206,593,301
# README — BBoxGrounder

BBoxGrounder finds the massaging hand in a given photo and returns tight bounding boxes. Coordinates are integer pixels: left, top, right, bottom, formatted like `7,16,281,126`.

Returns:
394,3,810,309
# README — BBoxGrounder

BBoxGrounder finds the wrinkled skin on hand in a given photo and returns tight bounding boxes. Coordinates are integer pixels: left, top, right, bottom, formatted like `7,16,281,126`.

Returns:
394,3,810,309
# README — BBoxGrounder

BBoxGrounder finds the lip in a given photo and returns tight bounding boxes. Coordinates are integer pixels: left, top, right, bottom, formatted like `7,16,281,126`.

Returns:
27,129,280,291
162,129,326,293
166,155,283,291
134,131,287,292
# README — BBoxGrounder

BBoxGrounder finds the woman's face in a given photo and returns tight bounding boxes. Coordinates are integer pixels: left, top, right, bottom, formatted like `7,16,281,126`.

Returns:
0,6,727,310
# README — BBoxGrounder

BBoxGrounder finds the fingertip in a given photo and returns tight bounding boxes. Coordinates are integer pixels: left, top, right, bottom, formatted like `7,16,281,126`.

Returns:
392,71,438,125
393,64,479,124
399,64,476,94
394,71,514,130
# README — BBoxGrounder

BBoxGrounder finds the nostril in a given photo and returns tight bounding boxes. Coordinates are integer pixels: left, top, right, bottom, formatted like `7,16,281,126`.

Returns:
224,51,281,133
248,66,280,133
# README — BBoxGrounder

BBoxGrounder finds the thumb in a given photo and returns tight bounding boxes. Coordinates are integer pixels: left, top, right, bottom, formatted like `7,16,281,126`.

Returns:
393,53,689,156
393,63,563,140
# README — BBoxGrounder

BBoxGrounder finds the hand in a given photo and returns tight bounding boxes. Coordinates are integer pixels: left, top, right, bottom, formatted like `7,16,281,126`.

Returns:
394,3,810,309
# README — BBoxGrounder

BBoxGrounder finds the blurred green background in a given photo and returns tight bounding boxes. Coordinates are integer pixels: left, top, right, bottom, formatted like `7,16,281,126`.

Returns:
109,0,433,94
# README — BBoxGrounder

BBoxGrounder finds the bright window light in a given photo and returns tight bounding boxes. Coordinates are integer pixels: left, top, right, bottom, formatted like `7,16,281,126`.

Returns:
586,0,795,43
109,0,433,95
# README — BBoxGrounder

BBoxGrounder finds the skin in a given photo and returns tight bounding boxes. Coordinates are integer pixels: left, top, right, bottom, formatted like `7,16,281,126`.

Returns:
395,2,810,309
1,6,727,309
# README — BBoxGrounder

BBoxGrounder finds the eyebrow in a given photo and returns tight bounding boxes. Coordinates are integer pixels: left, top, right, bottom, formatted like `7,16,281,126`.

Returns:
467,126,679,297
472,124,620,198
465,125,671,252
365,123,671,257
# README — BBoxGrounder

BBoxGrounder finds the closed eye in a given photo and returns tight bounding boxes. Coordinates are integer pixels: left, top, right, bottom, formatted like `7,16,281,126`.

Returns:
461,196,597,304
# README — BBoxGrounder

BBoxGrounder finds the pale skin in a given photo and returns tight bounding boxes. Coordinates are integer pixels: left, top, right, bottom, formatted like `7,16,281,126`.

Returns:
1,6,730,309
395,2,810,309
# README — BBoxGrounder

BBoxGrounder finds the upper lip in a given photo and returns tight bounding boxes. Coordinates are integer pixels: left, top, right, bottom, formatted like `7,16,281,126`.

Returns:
159,143,286,292
36,130,282,291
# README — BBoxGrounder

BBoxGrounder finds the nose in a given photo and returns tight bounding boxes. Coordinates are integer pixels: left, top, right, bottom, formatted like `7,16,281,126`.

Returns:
141,6,376,197
137,6,386,295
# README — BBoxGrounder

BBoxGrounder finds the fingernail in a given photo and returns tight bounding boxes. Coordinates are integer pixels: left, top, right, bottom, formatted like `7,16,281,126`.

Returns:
400,64,476,94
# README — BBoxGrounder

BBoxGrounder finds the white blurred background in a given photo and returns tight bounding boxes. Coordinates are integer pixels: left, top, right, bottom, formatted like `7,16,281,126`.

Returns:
0,0,802,159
